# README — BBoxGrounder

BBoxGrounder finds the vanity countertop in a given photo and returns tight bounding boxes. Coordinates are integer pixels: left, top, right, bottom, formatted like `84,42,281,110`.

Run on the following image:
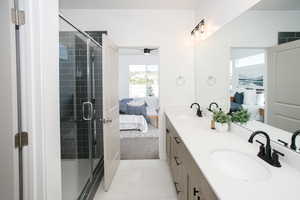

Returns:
165,107,300,200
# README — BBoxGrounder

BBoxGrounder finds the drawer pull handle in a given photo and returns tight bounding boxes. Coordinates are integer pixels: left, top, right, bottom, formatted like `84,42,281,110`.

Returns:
174,182,181,194
166,129,170,133
174,156,182,166
174,137,181,144
193,187,200,196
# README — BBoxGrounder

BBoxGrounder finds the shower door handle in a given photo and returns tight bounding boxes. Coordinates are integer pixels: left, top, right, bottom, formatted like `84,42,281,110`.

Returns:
101,118,113,124
82,101,94,120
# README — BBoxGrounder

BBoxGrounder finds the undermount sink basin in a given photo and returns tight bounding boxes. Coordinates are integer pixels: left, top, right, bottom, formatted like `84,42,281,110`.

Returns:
210,150,271,182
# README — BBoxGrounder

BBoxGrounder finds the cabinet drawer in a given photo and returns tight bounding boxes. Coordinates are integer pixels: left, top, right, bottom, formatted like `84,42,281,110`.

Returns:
171,156,188,200
166,130,171,164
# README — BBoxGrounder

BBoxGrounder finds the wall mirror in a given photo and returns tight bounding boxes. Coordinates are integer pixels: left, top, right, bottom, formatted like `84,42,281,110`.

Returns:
226,0,300,152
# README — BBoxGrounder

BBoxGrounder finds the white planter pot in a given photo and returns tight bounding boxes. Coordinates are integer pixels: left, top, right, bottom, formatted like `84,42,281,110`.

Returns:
216,123,229,132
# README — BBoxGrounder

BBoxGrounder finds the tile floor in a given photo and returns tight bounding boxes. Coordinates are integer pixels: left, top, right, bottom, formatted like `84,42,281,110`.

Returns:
94,160,177,200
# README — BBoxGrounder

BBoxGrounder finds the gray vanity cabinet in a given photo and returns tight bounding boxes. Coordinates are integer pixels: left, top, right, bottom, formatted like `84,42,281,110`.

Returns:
166,116,218,200
166,120,188,200
166,125,172,166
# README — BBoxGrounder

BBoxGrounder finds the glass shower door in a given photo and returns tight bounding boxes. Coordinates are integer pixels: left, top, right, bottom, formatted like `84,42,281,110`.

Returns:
59,18,93,200
89,42,104,171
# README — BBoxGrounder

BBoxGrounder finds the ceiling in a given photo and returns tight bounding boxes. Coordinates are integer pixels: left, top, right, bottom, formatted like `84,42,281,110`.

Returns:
252,0,300,10
60,0,300,10
59,0,198,9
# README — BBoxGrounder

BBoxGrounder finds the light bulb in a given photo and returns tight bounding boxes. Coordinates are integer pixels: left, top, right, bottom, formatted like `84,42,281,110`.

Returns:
200,23,205,34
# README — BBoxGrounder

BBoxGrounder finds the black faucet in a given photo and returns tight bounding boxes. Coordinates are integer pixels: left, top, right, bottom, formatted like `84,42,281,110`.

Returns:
290,130,300,151
208,102,219,112
248,131,284,167
190,103,202,117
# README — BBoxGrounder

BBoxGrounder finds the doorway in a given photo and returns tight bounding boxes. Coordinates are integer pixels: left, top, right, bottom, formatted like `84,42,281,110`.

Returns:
118,47,161,160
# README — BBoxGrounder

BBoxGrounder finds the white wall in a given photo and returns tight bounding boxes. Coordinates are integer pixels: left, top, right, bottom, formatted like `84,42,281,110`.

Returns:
195,11,300,112
119,54,159,99
194,0,260,39
61,9,195,108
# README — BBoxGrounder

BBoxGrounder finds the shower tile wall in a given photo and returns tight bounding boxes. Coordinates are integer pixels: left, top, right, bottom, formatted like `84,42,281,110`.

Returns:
59,32,78,159
60,31,105,159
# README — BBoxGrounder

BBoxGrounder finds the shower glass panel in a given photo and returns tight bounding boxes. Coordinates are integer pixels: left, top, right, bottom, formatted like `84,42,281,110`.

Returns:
59,18,96,200
89,42,103,171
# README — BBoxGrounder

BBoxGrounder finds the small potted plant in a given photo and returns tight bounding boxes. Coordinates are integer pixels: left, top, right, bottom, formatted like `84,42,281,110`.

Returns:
231,109,251,125
213,109,231,132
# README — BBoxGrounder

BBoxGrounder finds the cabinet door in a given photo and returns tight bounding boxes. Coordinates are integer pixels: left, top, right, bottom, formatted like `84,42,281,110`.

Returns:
166,128,172,166
172,155,188,200
170,134,177,179
178,164,188,200
189,165,218,200
189,172,203,200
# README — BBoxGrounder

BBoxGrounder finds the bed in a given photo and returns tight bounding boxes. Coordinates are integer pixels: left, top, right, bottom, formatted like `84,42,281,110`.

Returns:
119,114,148,132
120,125,159,160
118,97,160,160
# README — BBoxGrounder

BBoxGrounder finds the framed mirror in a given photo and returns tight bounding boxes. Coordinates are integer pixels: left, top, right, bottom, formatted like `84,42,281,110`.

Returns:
226,1,300,152
194,0,300,153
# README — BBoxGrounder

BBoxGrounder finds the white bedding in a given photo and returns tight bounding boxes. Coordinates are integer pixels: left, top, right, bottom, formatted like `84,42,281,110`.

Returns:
119,114,148,133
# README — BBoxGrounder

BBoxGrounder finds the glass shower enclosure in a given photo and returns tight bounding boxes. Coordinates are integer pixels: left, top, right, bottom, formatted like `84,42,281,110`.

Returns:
59,15,104,200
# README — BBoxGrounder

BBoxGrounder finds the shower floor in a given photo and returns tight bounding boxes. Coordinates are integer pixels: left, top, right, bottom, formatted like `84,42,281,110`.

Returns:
61,159,91,200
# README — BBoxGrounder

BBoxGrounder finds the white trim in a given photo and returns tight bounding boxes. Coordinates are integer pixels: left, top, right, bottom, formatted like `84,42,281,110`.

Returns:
20,0,61,199
0,0,19,199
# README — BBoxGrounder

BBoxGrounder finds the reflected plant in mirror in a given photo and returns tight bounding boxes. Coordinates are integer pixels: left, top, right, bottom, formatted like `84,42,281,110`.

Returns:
231,109,251,125
213,109,231,132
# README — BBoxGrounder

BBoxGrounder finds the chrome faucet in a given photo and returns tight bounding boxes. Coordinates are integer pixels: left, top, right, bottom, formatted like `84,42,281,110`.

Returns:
190,103,202,117
290,130,300,151
208,102,220,112
248,131,284,167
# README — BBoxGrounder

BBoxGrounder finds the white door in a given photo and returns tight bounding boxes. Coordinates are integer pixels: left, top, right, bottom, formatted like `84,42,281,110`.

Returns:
102,35,120,191
0,0,19,200
267,40,300,132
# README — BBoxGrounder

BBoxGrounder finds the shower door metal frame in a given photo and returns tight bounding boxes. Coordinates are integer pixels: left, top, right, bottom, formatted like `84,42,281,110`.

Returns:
12,0,26,199
59,13,104,200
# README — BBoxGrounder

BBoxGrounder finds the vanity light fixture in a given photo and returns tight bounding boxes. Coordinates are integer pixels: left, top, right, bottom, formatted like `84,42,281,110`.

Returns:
144,48,151,56
191,19,205,37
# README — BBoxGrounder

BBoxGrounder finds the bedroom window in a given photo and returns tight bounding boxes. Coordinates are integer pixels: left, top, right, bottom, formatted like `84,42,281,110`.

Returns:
235,53,265,68
129,65,159,98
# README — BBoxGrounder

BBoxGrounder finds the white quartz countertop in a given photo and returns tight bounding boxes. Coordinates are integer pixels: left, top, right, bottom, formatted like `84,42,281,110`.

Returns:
165,107,300,200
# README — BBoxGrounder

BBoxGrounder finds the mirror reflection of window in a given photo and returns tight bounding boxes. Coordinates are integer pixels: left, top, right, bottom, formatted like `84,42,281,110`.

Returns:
129,65,159,98
231,49,265,92
230,48,266,122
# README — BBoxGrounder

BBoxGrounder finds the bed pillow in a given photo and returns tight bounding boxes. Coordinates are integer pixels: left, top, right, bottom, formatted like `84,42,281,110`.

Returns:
127,99,146,107
119,98,133,113
243,90,257,105
234,92,244,105
127,103,147,118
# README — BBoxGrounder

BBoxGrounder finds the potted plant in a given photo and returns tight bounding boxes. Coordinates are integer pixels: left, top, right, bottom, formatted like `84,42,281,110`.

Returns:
212,109,231,132
231,109,251,125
